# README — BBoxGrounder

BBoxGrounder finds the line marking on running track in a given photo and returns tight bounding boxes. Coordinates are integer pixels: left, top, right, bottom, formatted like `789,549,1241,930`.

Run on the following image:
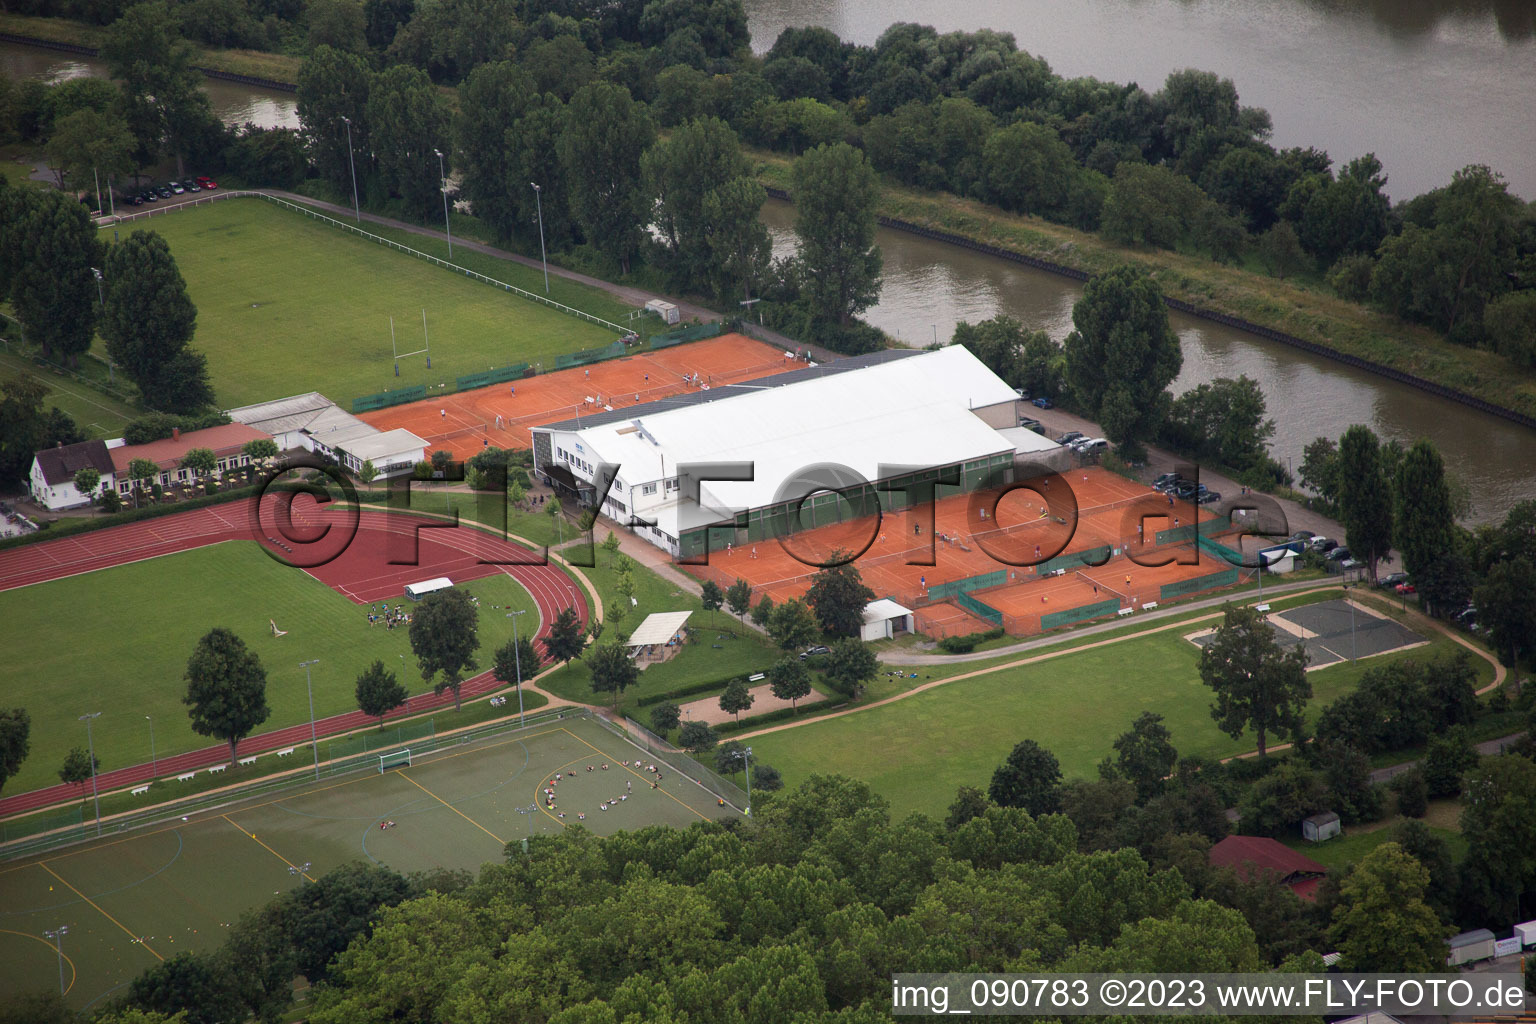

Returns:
221,814,315,882
39,863,162,961
397,771,506,846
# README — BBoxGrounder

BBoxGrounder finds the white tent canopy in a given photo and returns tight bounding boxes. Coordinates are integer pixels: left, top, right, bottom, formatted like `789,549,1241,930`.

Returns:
626,610,693,647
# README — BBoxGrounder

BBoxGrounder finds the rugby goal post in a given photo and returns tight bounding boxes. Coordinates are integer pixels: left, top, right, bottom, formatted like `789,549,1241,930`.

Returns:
378,749,411,772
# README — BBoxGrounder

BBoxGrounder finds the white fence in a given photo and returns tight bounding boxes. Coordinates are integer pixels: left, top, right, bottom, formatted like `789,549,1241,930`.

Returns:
108,191,629,335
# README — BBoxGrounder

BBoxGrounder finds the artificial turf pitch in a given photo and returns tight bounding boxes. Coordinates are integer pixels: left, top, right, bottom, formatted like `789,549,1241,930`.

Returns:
99,198,622,409
0,540,537,796
0,715,729,1011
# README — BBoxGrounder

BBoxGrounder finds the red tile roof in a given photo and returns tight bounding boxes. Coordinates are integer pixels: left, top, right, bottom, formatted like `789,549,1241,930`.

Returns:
1209,835,1328,884
109,423,271,474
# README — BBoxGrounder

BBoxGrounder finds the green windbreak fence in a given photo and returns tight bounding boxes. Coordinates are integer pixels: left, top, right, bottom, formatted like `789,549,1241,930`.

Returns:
1155,515,1232,546
649,322,723,348
456,363,529,392
1160,568,1239,601
352,383,427,413
929,569,1005,601
554,339,629,370
956,590,1003,626
1197,533,1247,567
1041,598,1119,630
325,718,436,761
1038,544,1111,575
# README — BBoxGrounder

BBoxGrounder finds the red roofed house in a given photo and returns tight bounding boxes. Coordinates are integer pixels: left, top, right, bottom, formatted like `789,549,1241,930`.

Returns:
108,423,272,498
1208,835,1329,901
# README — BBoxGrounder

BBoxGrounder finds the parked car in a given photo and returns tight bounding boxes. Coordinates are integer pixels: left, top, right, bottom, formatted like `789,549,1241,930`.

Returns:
1289,530,1316,542
1394,581,1417,594
1152,472,1181,489
1310,536,1336,552
1326,546,1352,561
1339,558,1363,571
156,186,172,198
1055,431,1084,446
169,181,186,194
185,180,201,192
1197,490,1222,505
798,645,830,661
1172,481,1201,500
1378,571,1408,588
127,193,144,205
1031,396,1052,409
195,176,218,189
1075,438,1109,456
1018,416,1043,432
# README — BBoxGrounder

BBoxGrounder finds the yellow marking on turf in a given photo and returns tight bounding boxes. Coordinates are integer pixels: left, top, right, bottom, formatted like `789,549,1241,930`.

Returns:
397,771,506,846
0,928,78,995
39,863,162,961
221,814,315,882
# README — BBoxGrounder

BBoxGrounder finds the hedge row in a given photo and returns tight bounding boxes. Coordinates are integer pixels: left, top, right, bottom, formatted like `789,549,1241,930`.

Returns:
713,697,850,737
938,626,1006,654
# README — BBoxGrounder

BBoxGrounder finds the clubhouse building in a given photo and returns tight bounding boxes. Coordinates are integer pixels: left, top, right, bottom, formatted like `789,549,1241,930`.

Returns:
29,422,273,510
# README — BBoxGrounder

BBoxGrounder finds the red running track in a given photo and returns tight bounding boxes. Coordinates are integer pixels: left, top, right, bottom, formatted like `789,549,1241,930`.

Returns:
0,494,587,821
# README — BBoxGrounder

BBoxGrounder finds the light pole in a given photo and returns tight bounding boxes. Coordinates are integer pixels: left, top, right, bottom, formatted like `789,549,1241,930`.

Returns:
90,267,104,308
93,165,102,215
79,712,102,836
433,148,452,258
530,182,549,293
44,925,67,996
1345,583,1357,662
300,660,321,780
145,714,157,778
340,116,360,224
506,610,528,728
742,745,752,816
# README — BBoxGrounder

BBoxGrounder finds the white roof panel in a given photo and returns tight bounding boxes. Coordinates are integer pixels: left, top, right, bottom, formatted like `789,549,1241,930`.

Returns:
626,610,692,647
863,598,912,623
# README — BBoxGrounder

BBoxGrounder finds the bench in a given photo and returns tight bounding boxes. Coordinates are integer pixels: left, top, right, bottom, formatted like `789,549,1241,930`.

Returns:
131,785,150,796
748,672,766,682
276,747,294,757
1142,602,1158,611
1117,607,1134,617
238,756,257,766
207,764,225,774
1255,603,1271,613
177,772,195,782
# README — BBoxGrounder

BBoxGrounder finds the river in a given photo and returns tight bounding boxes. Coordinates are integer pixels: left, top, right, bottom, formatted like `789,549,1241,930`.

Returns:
0,40,298,129
745,0,1535,203
762,199,1535,524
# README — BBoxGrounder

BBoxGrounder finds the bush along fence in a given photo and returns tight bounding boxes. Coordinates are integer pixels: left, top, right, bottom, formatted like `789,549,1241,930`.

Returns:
762,186,1536,431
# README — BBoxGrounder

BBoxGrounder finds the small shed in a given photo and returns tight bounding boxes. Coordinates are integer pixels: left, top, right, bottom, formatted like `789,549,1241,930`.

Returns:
1446,928,1497,966
1514,920,1536,948
645,299,680,324
625,610,692,666
404,577,454,600
861,599,914,641
1302,811,1341,843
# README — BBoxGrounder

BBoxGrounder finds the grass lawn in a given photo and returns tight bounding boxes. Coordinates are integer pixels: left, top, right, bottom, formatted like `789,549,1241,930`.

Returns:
1282,799,1467,871
743,623,1492,822
98,197,620,409
0,348,138,440
0,540,538,796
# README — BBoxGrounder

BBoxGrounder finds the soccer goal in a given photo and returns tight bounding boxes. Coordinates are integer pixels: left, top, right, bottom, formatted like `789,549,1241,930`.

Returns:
378,749,411,772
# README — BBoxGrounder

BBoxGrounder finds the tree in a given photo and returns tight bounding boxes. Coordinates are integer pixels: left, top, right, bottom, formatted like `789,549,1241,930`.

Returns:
718,678,754,723
822,637,878,699
0,708,29,794
714,740,748,777
767,598,819,653
1485,290,1536,368
725,578,753,624
46,107,134,196
243,438,279,465
1062,263,1182,460
358,459,378,487
1160,375,1274,472
308,0,367,52
1473,556,1536,691
768,656,812,712
988,739,1062,816
180,448,216,490
751,594,774,628
951,315,1029,390
1423,728,1478,798
678,720,718,754
1291,154,1391,268
699,579,724,627
643,117,750,291
59,745,98,793
1257,221,1306,280
751,763,784,791
1299,436,1340,510
791,142,883,326
1328,843,1448,971
355,660,408,728
1100,162,1208,250
559,82,655,274
7,190,98,365
805,556,876,637
649,702,681,736
101,1,218,176
296,45,372,196
981,120,1076,218
1393,439,1458,613
127,950,242,1024
1390,765,1429,818
703,175,772,302
73,465,101,500
541,607,586,665
1113,712,1178,803
407,589,480,711
101,230,209,412
127,457,159,506
586,641,638,707
1459,755,1536,921
1334,425,1394,581
367,64,451,222
1199,604,1311,758
491,634,541,700
183,628,270,763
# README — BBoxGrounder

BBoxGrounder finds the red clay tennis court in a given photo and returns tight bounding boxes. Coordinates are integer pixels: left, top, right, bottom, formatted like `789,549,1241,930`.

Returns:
358,333,800,460
688,467,1246,638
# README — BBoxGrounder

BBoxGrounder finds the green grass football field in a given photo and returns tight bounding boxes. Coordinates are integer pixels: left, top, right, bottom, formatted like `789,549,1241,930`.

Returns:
0,714,730,1011
97,198,624,409
0,540,537,796
742,622,1488,821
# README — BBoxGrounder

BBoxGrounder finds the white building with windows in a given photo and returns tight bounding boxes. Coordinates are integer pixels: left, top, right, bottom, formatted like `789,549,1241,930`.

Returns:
530,347,1059,558
228,393,427,479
